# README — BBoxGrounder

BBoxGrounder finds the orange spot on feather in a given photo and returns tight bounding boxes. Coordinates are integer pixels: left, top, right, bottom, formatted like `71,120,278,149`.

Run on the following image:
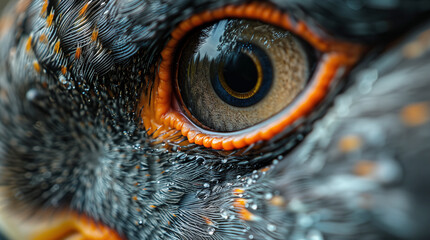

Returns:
401,102,430,126
338,135,362,153
39,34,48,43
354,160,377,177
40,0,48,15
46,12,54,27
75,47,82,59
91,29,98,42
26,36,32,52
54,40,60,53
79,3,89,16
33,61,41,73
203,216,213,225
61,66,67,75
233,188,245,195
233,198,256,221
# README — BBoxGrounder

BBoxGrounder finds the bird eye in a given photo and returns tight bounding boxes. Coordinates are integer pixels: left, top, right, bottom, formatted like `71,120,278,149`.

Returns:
140,2,365,150
176,19,315,132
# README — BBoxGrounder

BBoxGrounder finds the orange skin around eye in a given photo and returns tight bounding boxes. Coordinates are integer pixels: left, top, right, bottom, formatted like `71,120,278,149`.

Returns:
139,2,366,150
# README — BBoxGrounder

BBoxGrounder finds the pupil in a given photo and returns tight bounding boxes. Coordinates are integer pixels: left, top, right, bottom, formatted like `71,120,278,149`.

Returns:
222,52,258,93
208,41,272,108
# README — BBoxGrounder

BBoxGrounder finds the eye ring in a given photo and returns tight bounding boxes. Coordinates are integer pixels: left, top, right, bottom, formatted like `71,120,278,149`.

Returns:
139,2,366,150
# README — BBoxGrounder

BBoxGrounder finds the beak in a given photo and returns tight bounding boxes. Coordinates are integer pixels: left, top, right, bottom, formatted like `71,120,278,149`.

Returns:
0,208,122,240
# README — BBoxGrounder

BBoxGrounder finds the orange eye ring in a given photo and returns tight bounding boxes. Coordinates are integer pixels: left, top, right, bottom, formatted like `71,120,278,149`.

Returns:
139,2,366,150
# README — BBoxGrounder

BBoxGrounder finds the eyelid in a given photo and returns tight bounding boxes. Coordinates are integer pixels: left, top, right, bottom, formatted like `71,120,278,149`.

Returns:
139,2,366,150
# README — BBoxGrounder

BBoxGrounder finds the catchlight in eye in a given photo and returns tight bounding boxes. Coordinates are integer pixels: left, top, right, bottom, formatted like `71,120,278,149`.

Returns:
139,2,365,150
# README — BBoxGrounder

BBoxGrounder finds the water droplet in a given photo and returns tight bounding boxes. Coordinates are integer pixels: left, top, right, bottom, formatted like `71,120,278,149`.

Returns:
59,75,68,84
358,68,378,94
267,223,276,232
207,226,215,235
25,89,39,101
264,192,273,200
289,198,306,212
247,178,253,185
298,214,313,228
249,234,254,239
251,204,258,210
306,229,324,240
51,184,59,192
222,159,227,164
220,210,229,219
203,183,210,188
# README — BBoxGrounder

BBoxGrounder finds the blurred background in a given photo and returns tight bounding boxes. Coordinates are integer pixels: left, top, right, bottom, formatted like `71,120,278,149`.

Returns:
0,0,9,10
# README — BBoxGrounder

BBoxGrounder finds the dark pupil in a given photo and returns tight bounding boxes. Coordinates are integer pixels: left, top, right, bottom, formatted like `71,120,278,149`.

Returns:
209,42,272,108
222,52,258,93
